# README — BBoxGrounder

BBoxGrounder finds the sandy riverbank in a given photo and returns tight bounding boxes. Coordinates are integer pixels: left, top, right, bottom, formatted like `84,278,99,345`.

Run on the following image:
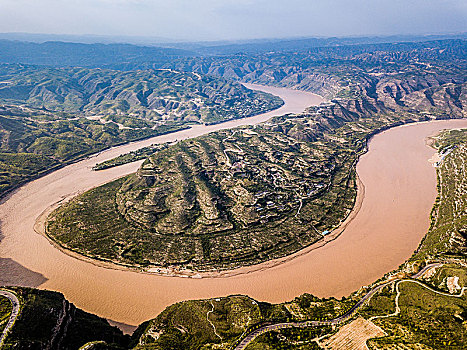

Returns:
33,174,365,279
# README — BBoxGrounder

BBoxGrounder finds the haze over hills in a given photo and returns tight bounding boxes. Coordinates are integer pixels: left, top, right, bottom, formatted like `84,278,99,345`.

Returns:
1,32,466,46
0,32,177,45
0,40,195,68
0,33,466,69
180,33,467,56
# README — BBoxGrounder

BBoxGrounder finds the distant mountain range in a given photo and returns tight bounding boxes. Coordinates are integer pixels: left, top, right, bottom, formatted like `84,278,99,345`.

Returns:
183,33,467,56
1,31,466,49
0,40,194,68
0,33,466,70
0,32,176,45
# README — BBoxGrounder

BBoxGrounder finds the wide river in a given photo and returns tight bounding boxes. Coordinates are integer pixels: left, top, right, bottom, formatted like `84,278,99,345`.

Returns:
0,84,466,332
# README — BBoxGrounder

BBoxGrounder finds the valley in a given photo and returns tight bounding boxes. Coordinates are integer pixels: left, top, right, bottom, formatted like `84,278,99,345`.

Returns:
0,35,466,349
0,65,282,197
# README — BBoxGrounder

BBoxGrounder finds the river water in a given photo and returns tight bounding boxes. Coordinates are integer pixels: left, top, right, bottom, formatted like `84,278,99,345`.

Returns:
0,84,465,331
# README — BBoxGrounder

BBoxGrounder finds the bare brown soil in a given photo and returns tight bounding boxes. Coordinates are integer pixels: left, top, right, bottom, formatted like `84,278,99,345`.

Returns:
319,317,386,350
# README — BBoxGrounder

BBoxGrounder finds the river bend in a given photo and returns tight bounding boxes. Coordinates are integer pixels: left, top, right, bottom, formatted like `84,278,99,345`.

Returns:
0,84,465,329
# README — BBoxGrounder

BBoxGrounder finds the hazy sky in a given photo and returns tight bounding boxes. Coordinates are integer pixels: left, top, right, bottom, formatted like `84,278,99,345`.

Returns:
1,0,466,41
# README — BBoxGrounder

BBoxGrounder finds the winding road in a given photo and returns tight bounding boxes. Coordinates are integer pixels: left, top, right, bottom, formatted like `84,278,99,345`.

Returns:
232,263,444,350
369,278,466,322
0,289,19,347
207,300,222,341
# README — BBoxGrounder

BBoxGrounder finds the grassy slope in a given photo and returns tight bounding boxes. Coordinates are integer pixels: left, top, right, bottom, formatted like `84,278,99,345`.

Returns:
92,144,169,171
0,105,169,197
132,295,342,350
0,295,12,334
413,129,467,260
1,287,129,349
0,64,283,124
365,281,466,349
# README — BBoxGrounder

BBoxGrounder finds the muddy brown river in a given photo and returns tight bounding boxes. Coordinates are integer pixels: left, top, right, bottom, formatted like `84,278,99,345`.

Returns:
0,84,466,331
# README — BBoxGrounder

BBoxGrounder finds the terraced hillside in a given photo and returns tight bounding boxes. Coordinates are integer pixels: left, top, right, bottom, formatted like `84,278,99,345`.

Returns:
131,294,339,349
414,128,467,259
123,130,467,350
45,90,436,271
159,40,467,130
46,119,360,270
0,104,177,197
162,39,467,103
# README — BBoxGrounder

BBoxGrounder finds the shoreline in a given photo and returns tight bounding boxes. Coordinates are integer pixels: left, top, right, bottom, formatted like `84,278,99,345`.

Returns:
33,118,461,280
26,84,326,279
34,118,445,279
34,174,365,279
